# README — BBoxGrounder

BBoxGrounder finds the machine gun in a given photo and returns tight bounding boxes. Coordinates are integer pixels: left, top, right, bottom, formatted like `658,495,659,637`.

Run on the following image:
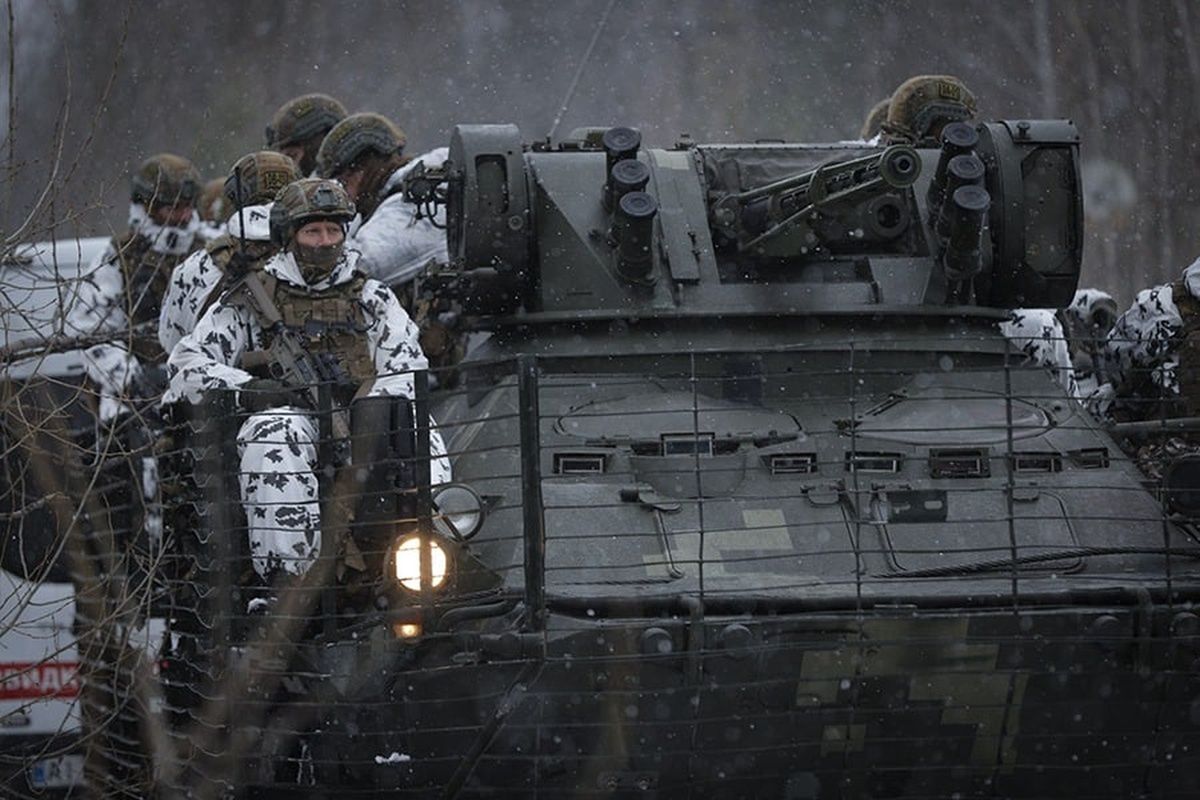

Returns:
707,144,922,254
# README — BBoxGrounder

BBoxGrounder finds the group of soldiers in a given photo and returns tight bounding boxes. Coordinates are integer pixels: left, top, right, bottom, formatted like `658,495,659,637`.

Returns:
862,74,1197,439
65,93,450,584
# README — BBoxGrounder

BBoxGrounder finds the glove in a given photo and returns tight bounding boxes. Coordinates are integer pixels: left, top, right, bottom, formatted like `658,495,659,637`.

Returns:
238,378,311,413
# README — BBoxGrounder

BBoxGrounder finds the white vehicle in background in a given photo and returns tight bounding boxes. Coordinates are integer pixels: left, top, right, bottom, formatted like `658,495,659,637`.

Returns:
1,236,106,794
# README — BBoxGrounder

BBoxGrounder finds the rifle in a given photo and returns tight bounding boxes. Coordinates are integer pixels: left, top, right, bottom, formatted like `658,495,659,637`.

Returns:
233,272,352,444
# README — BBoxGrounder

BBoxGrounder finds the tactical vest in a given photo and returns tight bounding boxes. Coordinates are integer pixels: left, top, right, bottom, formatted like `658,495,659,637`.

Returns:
252,273,376,401
113,231,187,363
1172,280,1200,416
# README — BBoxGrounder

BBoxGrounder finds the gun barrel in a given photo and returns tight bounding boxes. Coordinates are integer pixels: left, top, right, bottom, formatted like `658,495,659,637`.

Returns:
1109,416,1200,437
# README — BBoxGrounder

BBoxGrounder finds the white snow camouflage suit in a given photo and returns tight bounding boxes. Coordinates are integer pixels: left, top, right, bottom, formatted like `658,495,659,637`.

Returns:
998,308,1078,398
67,203,204,421
1098,256,1200,419
347,147,449,287
65,203,204,543
167,248,450,579
1059,288,1118,397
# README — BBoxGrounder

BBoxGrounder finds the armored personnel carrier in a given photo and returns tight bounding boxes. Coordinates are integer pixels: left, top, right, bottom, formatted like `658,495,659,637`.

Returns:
161,119,1200,798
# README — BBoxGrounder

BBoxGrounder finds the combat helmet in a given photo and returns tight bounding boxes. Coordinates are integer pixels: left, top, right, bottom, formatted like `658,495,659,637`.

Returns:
859,98,891,141
199,178,228,223
130,153,202,208
224,151,302,210
268,177,356,247
883,75,977,144
315,113,407,179
265,93,348,150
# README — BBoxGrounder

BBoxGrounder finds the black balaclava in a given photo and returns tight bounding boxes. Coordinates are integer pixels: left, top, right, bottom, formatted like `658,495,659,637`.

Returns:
291,219,345,284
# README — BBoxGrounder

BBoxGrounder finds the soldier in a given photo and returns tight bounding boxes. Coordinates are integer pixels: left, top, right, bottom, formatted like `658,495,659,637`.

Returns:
882,74,977,147
67,153,203,423
167,178,449,580
159,151,301,353
999,308,1078,397
315,112,448,288
1100,258,1200,422
1059,288,1119,396
859,97,890,143
264,92,348,176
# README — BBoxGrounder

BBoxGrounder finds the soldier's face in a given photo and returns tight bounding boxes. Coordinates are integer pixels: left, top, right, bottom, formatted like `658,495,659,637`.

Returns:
295,221,345,248
281,144,309,174
150,202,194,227
337,168,365,202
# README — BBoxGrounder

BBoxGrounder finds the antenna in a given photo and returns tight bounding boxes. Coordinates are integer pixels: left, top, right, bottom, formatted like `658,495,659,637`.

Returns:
233,166,249,276
546,0,619,143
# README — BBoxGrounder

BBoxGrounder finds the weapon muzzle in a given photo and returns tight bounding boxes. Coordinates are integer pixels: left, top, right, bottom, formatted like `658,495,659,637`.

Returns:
614,191,658,280
927,121,980,217
605,158,650,212
940,185,990,283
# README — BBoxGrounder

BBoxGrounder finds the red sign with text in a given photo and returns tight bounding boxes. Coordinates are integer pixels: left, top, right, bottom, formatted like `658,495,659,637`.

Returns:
0,663,80,700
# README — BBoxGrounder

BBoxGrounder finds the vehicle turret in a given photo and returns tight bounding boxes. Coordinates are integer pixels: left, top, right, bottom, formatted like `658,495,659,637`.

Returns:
414,119,1082,320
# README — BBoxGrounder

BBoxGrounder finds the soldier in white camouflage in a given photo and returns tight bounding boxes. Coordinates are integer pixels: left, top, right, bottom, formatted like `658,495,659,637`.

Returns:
167,178,449,580
315,112,449,289
66,153,204,422
999,308,1078,398
196,176,228,241
64,154,203,791
1100,258,1200,422
1059,288,1119,397
159,150,301,353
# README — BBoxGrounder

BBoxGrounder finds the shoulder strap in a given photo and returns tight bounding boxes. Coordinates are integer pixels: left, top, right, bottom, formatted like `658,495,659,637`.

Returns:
226,272,282,328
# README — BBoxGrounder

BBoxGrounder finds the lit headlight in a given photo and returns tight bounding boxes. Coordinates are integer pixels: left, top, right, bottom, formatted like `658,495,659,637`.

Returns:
391,535,450,592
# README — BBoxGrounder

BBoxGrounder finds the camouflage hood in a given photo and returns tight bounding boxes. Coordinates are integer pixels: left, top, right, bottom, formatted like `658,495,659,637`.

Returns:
261,246,362,291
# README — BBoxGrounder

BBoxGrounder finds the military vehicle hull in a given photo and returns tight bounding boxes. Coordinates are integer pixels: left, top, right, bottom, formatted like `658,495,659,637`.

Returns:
161,120,1200,799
